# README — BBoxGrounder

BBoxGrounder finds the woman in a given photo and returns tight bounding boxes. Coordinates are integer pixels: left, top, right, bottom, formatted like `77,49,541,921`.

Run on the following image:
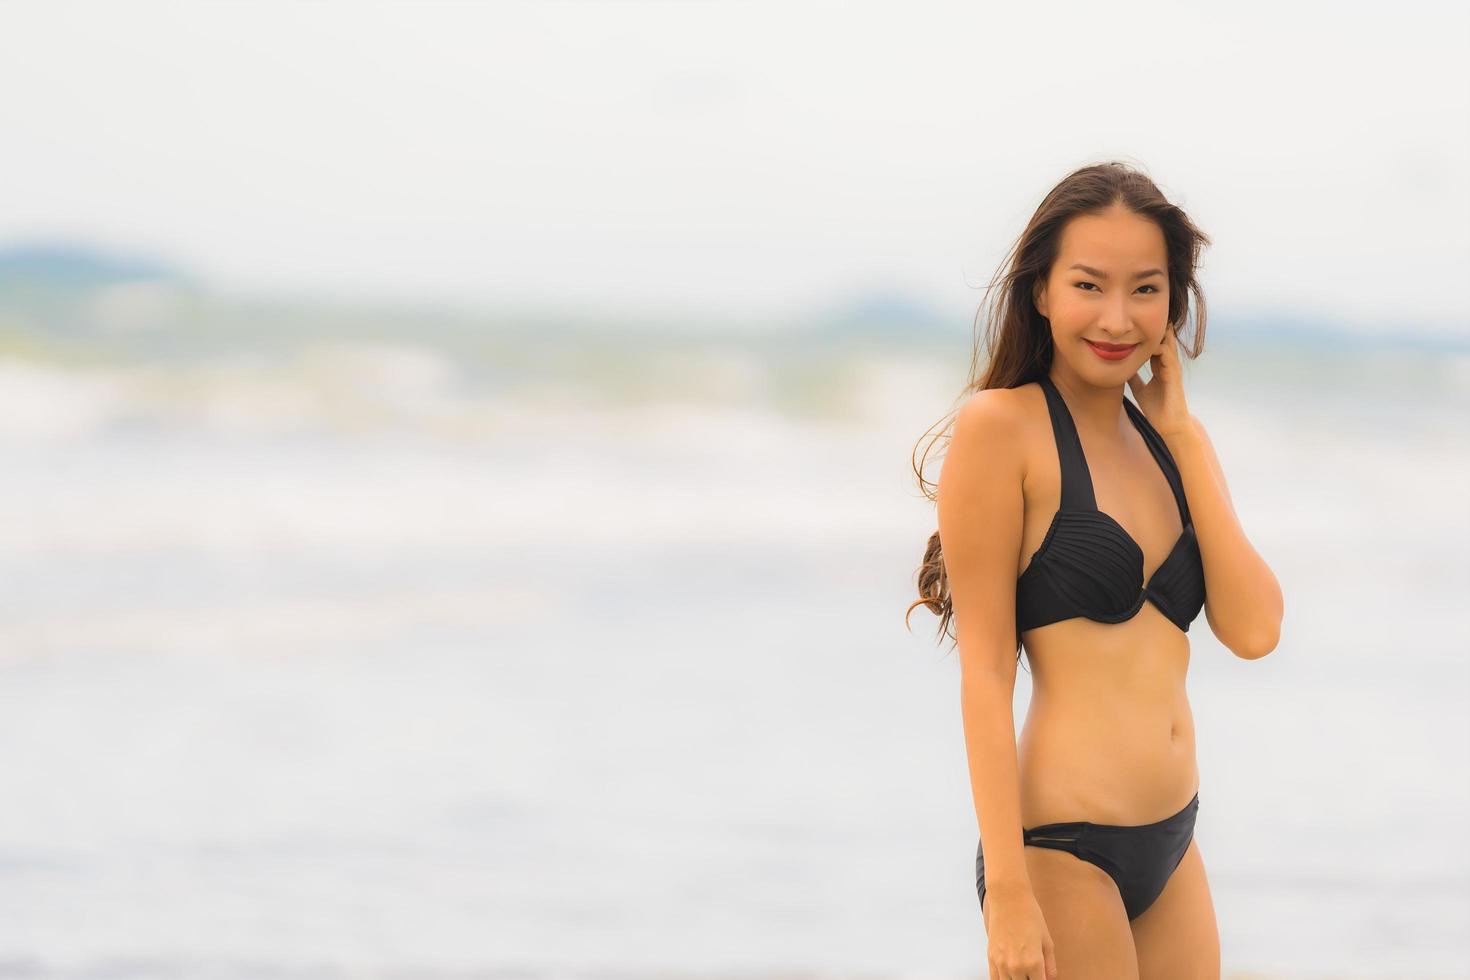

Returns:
908,162,1284,979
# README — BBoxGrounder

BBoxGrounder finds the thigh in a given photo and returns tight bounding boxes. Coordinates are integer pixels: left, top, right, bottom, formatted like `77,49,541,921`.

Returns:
1130,837,1221,980
1015,844,1139,979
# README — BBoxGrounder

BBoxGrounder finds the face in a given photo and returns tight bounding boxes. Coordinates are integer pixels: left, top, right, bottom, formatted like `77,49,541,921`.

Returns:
1033,203,1171,382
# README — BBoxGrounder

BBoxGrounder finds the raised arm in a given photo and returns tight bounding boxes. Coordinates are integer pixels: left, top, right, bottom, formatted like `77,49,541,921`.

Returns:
937,388,1032,901
1167,413,1284,659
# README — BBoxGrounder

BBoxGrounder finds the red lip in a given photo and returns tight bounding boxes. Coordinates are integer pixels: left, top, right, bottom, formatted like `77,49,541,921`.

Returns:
1085,339,1138,361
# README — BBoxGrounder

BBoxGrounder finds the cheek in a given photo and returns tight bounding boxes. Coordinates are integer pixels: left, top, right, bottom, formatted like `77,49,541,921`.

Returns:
1048,290,1090,325
1152,292,1172,322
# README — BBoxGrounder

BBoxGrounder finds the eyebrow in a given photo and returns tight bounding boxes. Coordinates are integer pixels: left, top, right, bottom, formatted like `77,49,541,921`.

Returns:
1068,263,1165,280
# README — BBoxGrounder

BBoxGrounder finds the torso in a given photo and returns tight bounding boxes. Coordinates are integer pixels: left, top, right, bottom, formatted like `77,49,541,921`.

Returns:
1010,380,1199,827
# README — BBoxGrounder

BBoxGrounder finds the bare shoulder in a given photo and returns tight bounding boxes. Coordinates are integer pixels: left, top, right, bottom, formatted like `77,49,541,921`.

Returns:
953,383,1030,438
949,383,1042,475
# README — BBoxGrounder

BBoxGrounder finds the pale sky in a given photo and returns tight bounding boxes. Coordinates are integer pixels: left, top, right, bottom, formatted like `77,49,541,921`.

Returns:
1,0,1467,336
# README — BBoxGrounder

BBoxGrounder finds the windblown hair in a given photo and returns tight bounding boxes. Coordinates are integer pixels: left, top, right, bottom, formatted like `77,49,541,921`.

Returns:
904,160,1212,663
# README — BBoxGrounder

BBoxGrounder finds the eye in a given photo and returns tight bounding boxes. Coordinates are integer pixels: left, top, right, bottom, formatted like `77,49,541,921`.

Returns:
1073,281,1161,294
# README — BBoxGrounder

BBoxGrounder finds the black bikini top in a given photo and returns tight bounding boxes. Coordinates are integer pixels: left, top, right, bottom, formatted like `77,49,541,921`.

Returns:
1015,374,1207,635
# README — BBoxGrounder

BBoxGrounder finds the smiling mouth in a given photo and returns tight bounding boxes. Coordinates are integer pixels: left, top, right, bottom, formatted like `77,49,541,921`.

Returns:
1085,340,1137,352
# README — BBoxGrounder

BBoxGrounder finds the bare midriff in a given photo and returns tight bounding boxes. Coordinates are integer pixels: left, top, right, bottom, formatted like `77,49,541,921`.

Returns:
1016,604,1199,829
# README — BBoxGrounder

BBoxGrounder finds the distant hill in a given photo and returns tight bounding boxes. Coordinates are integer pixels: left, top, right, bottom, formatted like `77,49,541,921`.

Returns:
805,287,959,339
0,241,1462,355
0,242,190,289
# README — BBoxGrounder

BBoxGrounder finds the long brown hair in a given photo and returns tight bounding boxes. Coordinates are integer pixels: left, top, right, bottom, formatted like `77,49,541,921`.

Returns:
904,161,1212,663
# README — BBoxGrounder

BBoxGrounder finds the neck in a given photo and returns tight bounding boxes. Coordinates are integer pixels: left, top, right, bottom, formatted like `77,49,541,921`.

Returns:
1047,369,1128,437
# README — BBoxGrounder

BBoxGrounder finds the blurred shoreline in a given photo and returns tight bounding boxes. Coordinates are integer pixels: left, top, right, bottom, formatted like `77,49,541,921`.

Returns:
0,259,1466,446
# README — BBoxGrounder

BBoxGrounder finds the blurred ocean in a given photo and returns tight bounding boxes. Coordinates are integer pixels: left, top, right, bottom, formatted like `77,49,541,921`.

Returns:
0,276,1466,979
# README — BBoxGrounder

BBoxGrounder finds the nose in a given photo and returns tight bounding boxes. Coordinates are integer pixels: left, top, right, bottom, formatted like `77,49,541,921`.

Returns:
1096,294,1132,338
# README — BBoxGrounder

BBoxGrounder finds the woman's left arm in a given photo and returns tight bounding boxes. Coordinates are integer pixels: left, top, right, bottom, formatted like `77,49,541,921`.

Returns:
1164,417,1284,659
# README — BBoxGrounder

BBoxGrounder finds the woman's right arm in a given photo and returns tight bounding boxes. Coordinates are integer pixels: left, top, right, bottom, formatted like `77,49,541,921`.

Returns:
937,389,1033,904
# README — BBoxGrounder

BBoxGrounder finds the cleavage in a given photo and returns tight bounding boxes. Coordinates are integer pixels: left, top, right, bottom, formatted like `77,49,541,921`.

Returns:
1075,426,1182,580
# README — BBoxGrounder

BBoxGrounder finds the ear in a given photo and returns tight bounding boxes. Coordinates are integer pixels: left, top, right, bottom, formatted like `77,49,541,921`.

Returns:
1032,277,1048,319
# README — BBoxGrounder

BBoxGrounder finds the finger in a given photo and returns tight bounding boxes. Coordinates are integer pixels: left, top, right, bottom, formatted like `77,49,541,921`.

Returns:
1163,323,1181,359
1152,330,1176,371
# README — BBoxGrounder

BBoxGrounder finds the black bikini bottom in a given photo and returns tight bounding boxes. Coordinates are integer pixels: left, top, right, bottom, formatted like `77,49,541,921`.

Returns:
976,791,1199,922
